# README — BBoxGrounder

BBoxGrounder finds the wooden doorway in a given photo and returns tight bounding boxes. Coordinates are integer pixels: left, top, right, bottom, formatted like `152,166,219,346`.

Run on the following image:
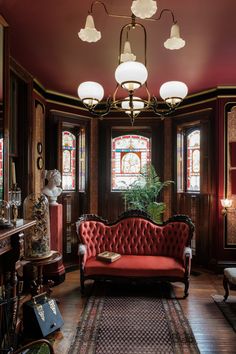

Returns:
46,111,90,268
173,110,213,266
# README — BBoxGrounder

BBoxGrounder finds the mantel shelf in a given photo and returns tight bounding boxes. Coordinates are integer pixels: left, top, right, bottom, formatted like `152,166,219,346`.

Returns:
0,219,36,256
0,220,36,240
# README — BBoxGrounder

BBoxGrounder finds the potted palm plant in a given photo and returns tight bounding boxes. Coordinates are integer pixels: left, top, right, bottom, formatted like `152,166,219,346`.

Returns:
121,164,173,223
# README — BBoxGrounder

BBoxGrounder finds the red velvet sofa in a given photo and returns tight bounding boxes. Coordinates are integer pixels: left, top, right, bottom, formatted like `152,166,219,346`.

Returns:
76,211,194,297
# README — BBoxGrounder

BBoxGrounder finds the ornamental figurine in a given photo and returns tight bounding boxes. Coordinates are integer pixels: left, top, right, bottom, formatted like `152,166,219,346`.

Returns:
42,169,62,205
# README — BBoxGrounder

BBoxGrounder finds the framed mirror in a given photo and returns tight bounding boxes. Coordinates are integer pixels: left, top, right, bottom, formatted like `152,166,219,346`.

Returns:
0,15,9,201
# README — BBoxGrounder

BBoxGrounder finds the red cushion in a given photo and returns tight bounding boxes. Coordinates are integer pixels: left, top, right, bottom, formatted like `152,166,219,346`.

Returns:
84,255,185,278
79,218,190,260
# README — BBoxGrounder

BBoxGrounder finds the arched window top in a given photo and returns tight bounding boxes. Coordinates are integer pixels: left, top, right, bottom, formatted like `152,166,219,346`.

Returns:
62,131,76,149
187,129,200,147
113,135,150,150
111,134,151,191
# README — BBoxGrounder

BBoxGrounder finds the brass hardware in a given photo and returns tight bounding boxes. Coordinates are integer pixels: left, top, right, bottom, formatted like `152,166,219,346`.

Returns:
48,299,57,315
36,304,45,321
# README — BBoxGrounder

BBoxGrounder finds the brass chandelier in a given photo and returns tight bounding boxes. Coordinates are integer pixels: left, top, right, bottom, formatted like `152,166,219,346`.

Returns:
77,0,188,125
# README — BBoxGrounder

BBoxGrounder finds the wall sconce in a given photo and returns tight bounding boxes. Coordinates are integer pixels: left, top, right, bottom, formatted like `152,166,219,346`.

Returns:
221,198,233,215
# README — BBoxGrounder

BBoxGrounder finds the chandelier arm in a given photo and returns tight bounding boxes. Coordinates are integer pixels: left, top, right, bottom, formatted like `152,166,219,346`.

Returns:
89,0,131,20
119,20,147,66
151,97,175,118
133,22,147,67
144,82,151,105
112,83,120,104
145,8,177,24
88,97,112,117
119,23,133,64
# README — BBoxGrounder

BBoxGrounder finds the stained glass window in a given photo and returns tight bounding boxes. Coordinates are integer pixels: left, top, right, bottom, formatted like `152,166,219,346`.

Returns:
62,131,76,190
111,134,151,191
187,129,200,191
78,128,86,192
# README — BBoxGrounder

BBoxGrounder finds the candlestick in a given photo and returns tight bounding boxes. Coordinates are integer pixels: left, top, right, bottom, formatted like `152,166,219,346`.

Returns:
12,162,16,186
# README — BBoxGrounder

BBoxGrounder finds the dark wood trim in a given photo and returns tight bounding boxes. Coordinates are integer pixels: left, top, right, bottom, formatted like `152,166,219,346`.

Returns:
9,58,34,199
1,16,10,201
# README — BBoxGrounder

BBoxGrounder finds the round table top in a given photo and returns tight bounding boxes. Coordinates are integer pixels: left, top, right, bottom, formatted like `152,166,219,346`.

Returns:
24,250,62,266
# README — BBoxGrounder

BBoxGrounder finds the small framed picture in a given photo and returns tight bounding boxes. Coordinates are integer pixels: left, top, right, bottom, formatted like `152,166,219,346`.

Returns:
37,157,44,170
37,142,43,155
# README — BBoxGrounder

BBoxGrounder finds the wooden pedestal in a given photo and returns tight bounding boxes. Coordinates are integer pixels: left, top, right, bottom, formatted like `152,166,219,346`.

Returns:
43,204,65,283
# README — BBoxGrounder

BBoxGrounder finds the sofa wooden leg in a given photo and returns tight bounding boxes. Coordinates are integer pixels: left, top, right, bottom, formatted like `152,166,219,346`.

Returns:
223,275,229,301
80,272,85,296
184,279,189,298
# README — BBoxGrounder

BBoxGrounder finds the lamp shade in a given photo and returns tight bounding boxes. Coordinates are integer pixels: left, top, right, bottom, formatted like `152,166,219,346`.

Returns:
115,61,148,91
160,81,188,106
77,81,104,107
78,15,101,43
220,198,233,208
121,96,145,116
131,0,157,19
164,23,185,50
120,41,136,62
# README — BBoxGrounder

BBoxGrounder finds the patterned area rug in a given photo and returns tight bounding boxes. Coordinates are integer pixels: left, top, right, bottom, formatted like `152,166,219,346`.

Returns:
69,282,199,354
212,294,236,332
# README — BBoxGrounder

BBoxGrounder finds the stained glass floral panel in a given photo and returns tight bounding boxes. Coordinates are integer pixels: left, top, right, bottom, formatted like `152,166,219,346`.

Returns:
187,129,200,191
111,134,151,191
62,131,76,190
78,128,86,192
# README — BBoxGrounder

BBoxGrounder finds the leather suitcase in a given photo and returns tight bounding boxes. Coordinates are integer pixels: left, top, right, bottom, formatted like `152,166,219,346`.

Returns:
23,293,64,338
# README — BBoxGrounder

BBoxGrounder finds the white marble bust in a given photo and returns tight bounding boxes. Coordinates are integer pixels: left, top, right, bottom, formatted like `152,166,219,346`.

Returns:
42,169,62,204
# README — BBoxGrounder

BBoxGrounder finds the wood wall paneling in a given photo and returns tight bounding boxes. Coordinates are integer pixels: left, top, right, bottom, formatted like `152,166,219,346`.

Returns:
9,59,34,204
33,100,45,195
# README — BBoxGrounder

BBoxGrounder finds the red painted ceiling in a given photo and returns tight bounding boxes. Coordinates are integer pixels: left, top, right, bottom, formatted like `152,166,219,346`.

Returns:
1,0,236,99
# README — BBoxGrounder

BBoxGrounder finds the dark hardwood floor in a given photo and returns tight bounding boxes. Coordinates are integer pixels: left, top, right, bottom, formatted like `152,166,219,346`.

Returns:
51,268,236,354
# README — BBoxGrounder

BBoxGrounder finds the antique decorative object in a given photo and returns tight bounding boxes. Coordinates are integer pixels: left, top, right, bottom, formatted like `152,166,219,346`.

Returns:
23,292,64,337
221,198,233,216
0,200,12,228
23,193,51,260
42,169,62,205
8,186,22,225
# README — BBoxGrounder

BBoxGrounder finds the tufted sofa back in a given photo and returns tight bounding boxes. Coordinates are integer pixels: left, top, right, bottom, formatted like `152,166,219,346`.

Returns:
78,217,191,260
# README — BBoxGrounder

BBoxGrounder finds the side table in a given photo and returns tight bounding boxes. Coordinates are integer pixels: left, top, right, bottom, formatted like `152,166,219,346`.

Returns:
27,251,62,296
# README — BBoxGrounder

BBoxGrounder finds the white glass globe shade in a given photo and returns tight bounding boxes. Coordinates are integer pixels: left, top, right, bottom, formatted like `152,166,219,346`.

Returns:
115,61,148,91
121,97,144,111
77,81,104,106
159,81,188,105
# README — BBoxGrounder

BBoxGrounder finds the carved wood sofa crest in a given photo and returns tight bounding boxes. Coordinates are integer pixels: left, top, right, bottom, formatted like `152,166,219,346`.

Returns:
76,210,194,297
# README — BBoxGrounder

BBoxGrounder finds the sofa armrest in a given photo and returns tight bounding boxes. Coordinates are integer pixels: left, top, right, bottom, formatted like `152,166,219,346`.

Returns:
183,246,192,277
78,244,87,255
183,247,192,259
78,244,87,268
